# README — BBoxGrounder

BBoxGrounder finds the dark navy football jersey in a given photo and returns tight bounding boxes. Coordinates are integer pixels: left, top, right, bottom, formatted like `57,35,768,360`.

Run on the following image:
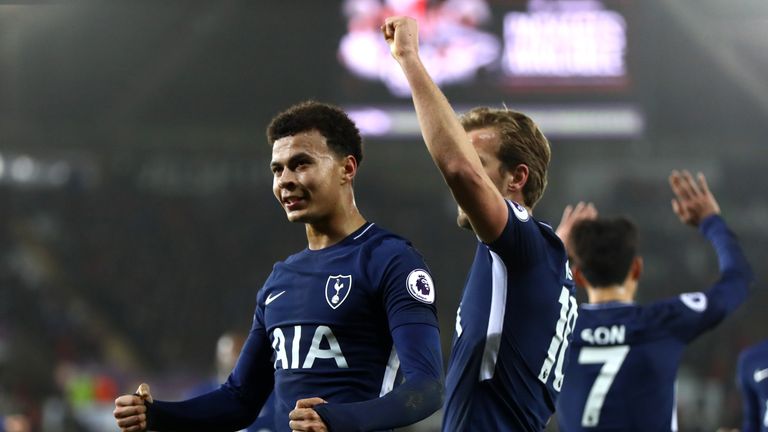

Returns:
738,340,768,432
556,216,752,432
442,200,578,431
144,222,441,432
245,222,439,430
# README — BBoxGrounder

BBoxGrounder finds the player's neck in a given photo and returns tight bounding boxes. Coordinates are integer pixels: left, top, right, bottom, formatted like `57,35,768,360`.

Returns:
586,284,636,304
305,207,366,250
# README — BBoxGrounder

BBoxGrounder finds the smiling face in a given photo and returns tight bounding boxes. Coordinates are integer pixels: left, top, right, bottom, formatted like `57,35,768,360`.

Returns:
457,127,510,230
271,129,347,224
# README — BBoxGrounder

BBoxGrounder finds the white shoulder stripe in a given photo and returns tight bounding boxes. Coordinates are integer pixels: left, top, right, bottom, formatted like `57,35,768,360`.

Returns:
479,250,508,381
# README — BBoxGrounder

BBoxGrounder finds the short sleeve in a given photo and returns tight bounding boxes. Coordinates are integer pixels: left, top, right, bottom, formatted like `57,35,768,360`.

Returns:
486,200,548,268
377,243,439,332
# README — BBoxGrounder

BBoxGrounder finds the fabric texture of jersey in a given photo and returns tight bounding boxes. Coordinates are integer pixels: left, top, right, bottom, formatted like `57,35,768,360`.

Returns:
738,339,768,432
145,222,441,432
242,222,439,431
184,381,276,432
442,200,578,431
556,215,753,432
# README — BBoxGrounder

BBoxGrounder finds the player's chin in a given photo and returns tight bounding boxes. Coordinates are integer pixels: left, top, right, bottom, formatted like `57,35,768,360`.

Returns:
284,208,308,223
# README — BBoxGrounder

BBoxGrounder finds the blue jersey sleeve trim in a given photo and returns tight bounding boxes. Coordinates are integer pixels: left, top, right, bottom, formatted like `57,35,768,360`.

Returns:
313,324,443,432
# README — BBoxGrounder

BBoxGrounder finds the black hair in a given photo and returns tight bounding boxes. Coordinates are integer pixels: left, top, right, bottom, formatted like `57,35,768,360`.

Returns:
570,217,639,287
266,100,363,166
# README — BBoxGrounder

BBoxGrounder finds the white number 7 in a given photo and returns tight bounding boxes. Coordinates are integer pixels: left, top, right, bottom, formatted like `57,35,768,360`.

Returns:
578,345,630,427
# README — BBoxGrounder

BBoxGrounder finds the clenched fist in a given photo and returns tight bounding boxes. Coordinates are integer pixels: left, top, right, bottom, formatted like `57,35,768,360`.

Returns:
381,16,420,62
113,383,153,432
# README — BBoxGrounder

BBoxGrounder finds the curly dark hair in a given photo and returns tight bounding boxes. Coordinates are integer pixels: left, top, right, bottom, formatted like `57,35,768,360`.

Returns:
266,101,363,166
570,217,639,288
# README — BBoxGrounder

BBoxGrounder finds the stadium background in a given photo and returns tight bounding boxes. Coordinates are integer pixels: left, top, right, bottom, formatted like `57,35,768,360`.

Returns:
0,0,766,430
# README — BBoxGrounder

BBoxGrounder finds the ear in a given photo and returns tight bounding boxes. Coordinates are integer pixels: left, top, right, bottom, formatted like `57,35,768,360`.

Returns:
507,163,529,194
340,155,358,184
572,265,589,289
629,256,643,281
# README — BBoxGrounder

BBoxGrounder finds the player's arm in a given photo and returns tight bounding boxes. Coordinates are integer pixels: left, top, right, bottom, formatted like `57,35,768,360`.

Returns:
294,324,442,432
737,352,760,432
114,310,274,431
668,170,753,338
292,249,444,432
383,16,507,243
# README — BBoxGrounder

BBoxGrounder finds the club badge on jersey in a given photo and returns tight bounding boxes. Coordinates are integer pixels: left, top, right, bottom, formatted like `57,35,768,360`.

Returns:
325,275,352,309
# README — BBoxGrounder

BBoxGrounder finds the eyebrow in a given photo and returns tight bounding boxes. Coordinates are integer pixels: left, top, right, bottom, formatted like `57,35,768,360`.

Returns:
270,152,312,169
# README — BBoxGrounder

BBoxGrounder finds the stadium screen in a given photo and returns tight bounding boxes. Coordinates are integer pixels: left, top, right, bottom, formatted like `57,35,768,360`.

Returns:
336,0,641,140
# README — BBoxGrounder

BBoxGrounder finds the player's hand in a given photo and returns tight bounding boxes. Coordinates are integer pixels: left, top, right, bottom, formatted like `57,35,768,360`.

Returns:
669,170,720,227
382,16,419,62
556,201,598,253
3,414,30,432
288,397,328,432
113,383,153,432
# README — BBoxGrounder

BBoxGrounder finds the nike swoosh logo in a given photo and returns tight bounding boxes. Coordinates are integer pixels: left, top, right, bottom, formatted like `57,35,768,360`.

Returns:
265,291,286,305
755,368,768,383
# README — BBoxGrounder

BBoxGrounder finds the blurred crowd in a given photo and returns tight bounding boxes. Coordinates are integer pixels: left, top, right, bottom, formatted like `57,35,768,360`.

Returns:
1,150,766,431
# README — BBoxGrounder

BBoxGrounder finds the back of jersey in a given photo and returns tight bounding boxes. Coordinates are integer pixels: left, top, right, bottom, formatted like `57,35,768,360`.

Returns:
557,296,719,432
558,215,752,431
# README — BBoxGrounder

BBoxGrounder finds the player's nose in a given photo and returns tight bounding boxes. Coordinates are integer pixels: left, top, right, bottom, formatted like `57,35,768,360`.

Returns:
277,170,298,190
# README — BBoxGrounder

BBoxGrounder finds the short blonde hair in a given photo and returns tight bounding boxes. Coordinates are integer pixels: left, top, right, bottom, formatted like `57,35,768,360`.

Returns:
460,107,551,208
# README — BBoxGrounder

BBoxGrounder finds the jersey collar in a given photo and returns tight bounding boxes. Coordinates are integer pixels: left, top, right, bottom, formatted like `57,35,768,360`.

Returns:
580,301,635,310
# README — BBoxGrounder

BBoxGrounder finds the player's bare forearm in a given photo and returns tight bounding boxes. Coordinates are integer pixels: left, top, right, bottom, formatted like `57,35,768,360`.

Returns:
391,41,486,186
384,16,506,241
398,58,499,218
382,17,471,177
